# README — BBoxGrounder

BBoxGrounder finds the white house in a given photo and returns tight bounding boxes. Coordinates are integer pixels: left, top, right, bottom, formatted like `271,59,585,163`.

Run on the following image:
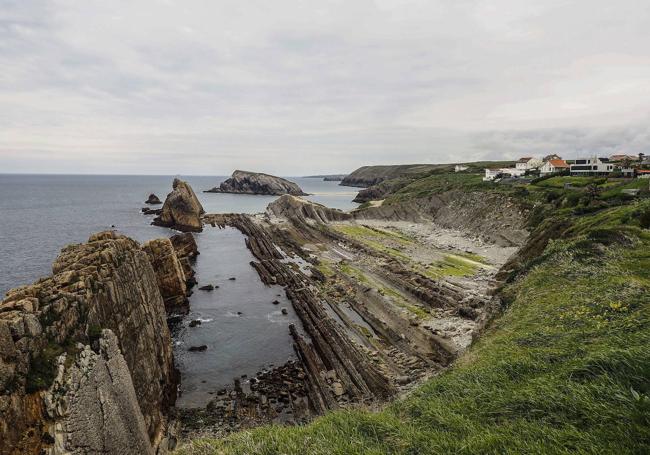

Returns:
570,157,614,176
454,164,468,172
483,167,526,181
540,159,570,176
515,157,543,171
483,169,502,181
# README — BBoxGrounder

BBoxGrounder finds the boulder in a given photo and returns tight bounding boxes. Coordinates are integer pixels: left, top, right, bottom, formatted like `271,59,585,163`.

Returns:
153,179,205,232
145,193,162,205
204,170,308,196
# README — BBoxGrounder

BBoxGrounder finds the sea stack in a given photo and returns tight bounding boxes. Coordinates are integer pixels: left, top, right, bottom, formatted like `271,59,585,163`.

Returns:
145,193,162,204
153,178,205,232
204,170,308,196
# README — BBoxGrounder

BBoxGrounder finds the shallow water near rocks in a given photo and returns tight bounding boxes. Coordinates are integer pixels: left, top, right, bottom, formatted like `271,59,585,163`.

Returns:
174,227,300,408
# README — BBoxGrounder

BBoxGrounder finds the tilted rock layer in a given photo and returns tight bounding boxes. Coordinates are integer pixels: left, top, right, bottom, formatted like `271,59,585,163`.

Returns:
143,238,188,313
154,178,205,232
0,231,177,454
267,195,352,223
206,170,307,196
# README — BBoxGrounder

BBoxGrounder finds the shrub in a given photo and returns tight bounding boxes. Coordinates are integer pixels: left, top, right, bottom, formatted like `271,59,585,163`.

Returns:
639,209,650,229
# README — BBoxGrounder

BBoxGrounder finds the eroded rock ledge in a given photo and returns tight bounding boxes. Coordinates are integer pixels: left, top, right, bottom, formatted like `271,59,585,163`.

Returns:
0,230,196,454
204,170,308,196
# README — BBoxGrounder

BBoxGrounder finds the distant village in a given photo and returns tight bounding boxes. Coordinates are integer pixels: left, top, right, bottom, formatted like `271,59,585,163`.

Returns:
467,153,650,182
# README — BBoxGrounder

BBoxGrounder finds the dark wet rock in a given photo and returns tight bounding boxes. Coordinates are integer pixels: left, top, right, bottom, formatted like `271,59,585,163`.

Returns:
189,320,202,328
199,284,214,291
204,170,308,196
142,207,163,216
281,308,288,315
272,300,280,305
188,345,208,352
229,277,236,281
145,193,162,204
153,178,205,232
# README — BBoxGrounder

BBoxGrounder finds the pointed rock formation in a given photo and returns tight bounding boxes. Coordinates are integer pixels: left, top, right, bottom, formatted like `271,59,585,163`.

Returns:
145,194,162,205
205,170,307,196
153,179,205,232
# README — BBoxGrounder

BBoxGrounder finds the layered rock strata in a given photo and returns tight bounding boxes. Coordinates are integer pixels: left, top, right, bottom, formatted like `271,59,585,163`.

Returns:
143,238,188,313
205,170,307,196
153,179,205,232
0,231,178,454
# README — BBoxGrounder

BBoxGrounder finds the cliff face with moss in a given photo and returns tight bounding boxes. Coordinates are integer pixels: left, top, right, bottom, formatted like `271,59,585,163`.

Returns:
0,231,182,454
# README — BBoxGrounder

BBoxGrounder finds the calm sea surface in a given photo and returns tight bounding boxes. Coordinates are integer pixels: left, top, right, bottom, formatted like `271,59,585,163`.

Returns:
0,174,357,297
0,174,357,407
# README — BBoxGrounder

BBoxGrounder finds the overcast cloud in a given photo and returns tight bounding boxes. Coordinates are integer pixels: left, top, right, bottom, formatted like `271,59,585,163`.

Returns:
1,0,649,175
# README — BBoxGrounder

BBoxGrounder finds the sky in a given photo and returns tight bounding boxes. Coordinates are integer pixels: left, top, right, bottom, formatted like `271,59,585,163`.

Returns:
1,0,650,175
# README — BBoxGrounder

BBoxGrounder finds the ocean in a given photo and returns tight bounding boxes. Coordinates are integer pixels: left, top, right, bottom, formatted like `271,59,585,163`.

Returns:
0,174,357,297
0,174,358,407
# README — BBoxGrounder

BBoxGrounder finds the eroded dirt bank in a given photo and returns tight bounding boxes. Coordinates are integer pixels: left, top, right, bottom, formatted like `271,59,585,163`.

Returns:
179,193,529,439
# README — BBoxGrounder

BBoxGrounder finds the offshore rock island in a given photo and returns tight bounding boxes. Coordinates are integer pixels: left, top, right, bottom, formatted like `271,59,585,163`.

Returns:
204,170,308,196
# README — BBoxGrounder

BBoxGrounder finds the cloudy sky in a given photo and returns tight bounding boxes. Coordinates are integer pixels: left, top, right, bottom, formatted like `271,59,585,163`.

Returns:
1,0,649,175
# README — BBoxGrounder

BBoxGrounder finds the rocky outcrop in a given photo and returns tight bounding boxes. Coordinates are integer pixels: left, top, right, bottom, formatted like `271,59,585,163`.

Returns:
205,170,307,196
145,194,162,205
352,179,412,203
340,164,449,188
46,330,154,455
354,191,529,247
0,231,177,454
153,179,205,232
267,195,352,223
143,238,188,313
170,233,199,290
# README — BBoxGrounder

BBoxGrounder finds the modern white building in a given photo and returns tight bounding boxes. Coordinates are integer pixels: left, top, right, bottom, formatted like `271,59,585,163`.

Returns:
539,159,570,176
570,157,614,176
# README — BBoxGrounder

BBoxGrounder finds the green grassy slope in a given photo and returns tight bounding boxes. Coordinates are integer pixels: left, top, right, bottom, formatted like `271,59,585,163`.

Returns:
180,177,650,455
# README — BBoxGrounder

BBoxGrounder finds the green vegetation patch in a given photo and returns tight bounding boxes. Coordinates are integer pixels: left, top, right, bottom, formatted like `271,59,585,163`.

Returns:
332,224,412,260
424,255,479,279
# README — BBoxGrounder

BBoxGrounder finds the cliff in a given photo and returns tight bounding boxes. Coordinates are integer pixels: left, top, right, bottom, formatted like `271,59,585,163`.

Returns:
205,170,307,196
0,231,180,454
340,164,449,188
266,195,352,223
153,179,205,232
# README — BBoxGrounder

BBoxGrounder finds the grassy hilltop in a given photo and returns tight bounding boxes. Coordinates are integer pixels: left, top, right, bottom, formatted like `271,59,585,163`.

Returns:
181,170,650,454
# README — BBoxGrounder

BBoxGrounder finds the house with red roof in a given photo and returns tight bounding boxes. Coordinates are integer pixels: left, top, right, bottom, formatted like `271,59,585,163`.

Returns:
540,159,570,176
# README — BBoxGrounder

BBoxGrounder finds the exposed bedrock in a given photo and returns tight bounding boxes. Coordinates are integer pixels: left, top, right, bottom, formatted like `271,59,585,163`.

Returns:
355,191,528,247
143,238,188,313
0,231,178,454
153,178,205,232
267,195,352,223
204,170,308,196
170,232,199,289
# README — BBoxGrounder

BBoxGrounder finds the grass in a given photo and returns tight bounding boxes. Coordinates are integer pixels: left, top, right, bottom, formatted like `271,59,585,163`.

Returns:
424,255,479,279
379,286,430,320
179,197,650,454
332,224,412,260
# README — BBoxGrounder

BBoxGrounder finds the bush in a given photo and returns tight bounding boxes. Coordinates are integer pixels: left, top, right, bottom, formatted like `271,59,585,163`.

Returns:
639,209,650,229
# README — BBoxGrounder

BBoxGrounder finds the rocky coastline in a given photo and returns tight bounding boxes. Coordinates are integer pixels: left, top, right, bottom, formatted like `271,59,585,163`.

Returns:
0,230,201,454
204,170,308,196
1,176,530,452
